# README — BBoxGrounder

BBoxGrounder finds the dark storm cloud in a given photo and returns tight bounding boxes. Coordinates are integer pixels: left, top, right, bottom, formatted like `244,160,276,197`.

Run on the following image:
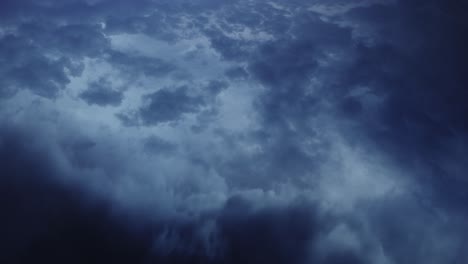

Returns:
208,14,354,188
0,0,239,99
336,1,468,210
214,196,318,264
2,0,468,263
0,5,109,98
80,78,123,106
153,195,377,264
0,124,366,264
0,125,152,264
367,194,468,264
0,0,177,99
204,1,468,262
206,0,468,214
147,196,322,264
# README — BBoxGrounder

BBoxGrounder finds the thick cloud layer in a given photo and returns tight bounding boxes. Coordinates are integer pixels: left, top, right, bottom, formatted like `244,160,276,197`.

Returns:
1,0,468,263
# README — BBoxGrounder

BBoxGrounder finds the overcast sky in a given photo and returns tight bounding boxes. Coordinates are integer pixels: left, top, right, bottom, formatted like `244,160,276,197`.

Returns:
1,0,468,263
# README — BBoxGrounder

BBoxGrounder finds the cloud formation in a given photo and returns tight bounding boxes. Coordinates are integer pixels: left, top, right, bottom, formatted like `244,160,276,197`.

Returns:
1,0,468,263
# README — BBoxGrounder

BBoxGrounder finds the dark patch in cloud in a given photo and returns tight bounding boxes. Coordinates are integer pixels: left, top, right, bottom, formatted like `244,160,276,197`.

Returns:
224,66,248,80
17,22,110,59
215,196,317,264
319,251,364,264
118,86,203,126
139,86,203,125
143,136,178,156
119,81,227,127
249,39,318,88
107,50,177,79
204,80,229,96
146,196,322,264
205,29,254,61
80,78,123,107
49,24,110,58
339,97,363,117
104,10,182,41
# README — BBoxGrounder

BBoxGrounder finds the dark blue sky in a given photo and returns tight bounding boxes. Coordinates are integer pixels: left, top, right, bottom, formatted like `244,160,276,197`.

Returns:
1,0,468,263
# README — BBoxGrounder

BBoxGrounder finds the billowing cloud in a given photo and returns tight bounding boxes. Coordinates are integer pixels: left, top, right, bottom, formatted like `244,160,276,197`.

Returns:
1,0,468,263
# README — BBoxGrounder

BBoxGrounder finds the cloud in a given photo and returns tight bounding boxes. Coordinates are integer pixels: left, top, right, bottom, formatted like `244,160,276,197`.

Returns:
224,66,248,80
80,78,123,106
0,123,353,264
106,50,177,79
137,86,204,125
118,80,228,127
0,34,72,98
0,125,145,264
1,0,468,263
335,1,468,210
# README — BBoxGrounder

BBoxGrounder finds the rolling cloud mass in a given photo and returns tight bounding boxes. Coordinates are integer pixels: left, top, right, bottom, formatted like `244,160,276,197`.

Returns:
1,0,467,263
